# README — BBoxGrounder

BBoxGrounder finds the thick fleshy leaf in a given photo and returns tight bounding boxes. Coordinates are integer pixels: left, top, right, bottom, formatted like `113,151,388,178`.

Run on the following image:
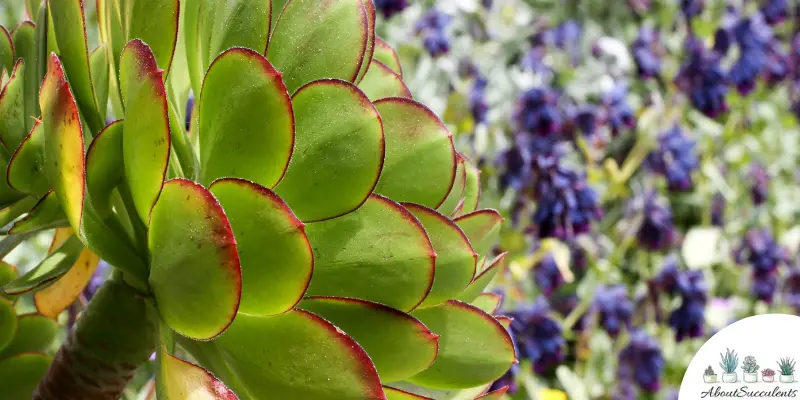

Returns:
0,262,18,302
85,120,123,216
474,387,508,399
438,156,466,216
34,247,100,318
495,316,512,330
120,39,170,225
7,120,48,197
358,60,412,101
300,296,439,382
305,194,435,311
0,353,52,400
0,196,36,228
90,45,109,122
214,310,385,399
456,159,481,216
8,191,68,234
457,253,507,304
13,17,46,134
148,179,241,340
409,301,516,389
0,59,26,152
123,0,179,76
0,26,12,75
0,314,58,358
0,300,16,351
39,54,85,233
209,178,312,315
2,234,83,295
274,79,383,222
374,98,456,208
26,0,41,20
384,387,433,400
157,346,237,400
454,210,503,260
389,380,493,399
404,203,477,309
267,0,369,93
354,0,376,84
471,293,502,314
373,38,402,77
198,48,293,188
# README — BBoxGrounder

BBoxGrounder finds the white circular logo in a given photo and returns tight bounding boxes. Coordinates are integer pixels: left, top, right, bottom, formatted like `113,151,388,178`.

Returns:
680,314,800,399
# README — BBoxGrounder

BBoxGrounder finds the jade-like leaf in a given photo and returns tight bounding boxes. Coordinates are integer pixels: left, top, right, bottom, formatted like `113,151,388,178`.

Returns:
274,79,383,222
39,54,85,234
455,159,481,216
215,310,385,399
0,26,12,75
120,39,171,225
2,235,83,295
305,194,435,312
358,60,412,101
0,262,18,302
123,0,179,76
389,380,493,399
0,197,36,229
209,178,312,315
267,0,369,93
157,346,237,399
404,203,477,309
26,0,41,19
90,45,109,122
457,253,507,304
384,387,433,400
495,316,512,329
300,296,439,382
8,191,68,234
0,353,52,400
373,38,403,77
0,314,58,359
13,17,45,134
454,210,502,260
409,301,516,389
149,179,241,340
85,120,123,217
34,247,99,318
437,156,466,216
7,120,48,197
0,59,26,153
474,387,508,399
374,98,457,208
0,300,16,351
198,48,293,188
471,293,502,314
354,0,376,84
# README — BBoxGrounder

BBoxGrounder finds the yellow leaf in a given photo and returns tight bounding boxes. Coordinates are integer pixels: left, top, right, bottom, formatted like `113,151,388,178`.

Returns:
538,388,567,400
34,245,100,318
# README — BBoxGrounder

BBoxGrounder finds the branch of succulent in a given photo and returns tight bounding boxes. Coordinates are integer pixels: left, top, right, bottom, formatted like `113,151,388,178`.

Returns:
0,0,512,399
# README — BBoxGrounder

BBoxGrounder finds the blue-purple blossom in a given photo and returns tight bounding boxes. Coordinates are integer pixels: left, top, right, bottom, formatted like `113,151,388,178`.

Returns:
633,192,677,252
646,125,698,192
374,0,408,19
595,285,634,337
508,297,566,374
513,88,562,136
631,27,662,79
415,10,451,57
618,330,665,393
675,38,729,118
533,252,564,297
668,270,707,341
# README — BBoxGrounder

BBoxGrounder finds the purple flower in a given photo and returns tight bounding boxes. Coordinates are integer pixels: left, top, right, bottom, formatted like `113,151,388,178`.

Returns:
633,192,677,252
761,0,789,25
735,229,790,302
533,253,564,297
711,193,725,226
681,0,705,19
618,330,665,393
668,270,707,341
532,166,603,239
82,261,110,300
603,86,636,136
646,125,698,192
750,163,770,205
783,268,800,311
488,364,519,394
595,285,634,337
509,297,565,374
675,38,729,118
631,27,662,79
513,88,562,136
552,293,587,332
374,0,408,19
469,77,489,124
415,10,451,57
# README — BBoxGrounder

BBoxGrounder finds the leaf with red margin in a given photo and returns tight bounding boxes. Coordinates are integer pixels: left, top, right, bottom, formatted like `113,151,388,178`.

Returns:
0,353,52,399
457,253,508,303
198,48,293,188
25,0,41,21
0,196,36,228
148,179,241,340
39,54,85,234
2,235,83,295
384,386,433,400
157,345,238,399
119,39,170,225
0,25,13,75
471,293,502,314
214,310,385,399
8,191,68,234
354,0,376,84
12,19,44,134
0,59,26,153
374,98,456,209
84,120,123,217
274,79,383,222
495,316,512,330
438,155,466,216
123,0,179,77
455,158,481,216
0,313,59,358
373,37,403,77
33,246,99,318
305,194,435,312
0,262,18,302
387,382,494,400
454,210,502,261
409,301,516,390
267,0,369,93
474,387,508,399
299,296,439,382
358,60,412,101
404,203,477,309
209,178,312,315
0,300,15,351
7,120,48,197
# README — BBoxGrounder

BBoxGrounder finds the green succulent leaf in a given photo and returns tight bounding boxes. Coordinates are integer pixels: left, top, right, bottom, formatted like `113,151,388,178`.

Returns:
0,299,16,351
123,0,179,76
85,120,123,217
156,345,237,400
409,301,516,390
389,379,493,399
457,253,507,304
474,387,509,399
354,0,376,84
214,310,385,400
299,296,439,382
209,178,312,315
0,59,26,154
454,210,503,261
384,386,433,400
8,190,68,234
495,316,512,330
7,120,48,197
26,0,41,20
374,98,457,209
274,79,383,222
305,194,435,312
438,156,466,216
10,21,38,133
373,38,402,77
0,352,52,400
0,262,18,302
358,60,412,101
39,54,85,234
198,47,293,188
34,234,101,318
148,179,241,340
404,203,477,309
267,0,370,93
119,39,171,225
1,234,83,295
89,44,109,122
470,293,502,314
0,196,37,228
0,25,12,75
455,159,481,216
0,313,58,359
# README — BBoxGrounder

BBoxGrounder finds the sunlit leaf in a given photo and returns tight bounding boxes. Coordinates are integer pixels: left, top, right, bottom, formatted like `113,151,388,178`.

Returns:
0,313,58,358
0,25,13,75
454,210,503,260
455,159,480,216
34,247,100,318
457,253,507,303
157,345,237,400
372,38,402,77
471,293,502,314
7,120,48,197
438,156,466,216
2,234,83,295
384,386,433,400
84,120,123,217
358,60,412,101
0,353,52,400
8,191,68,234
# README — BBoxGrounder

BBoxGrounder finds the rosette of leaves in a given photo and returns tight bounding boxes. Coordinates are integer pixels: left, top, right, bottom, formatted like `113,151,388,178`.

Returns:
704,366,714,376
719,349,739,374
0,0,515,399
778,358,796,376
742,356,759,374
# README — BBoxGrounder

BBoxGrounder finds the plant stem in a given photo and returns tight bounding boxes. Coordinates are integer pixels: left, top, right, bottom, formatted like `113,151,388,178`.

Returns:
32,277,158,400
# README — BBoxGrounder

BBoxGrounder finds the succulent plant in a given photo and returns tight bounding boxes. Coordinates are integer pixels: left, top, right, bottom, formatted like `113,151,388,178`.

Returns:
704,366,715,376
762,368,776,377
778,358,796,376
0,0,514,398
743,356,759,374
719,348,739,374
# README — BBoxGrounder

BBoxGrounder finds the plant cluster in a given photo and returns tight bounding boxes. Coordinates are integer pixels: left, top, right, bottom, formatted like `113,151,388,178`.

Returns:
743,356,760,374
778,358,797,376
720,349,740,374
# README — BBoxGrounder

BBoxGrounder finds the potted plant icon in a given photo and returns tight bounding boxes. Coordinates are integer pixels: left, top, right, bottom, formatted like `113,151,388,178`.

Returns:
720,348,739,383
778,358,796,383
704,366,718,383
743,356,759,383
763,368,776,383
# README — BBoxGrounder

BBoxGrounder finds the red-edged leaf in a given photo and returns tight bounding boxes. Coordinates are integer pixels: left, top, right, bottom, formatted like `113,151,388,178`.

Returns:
471,293,502,314
157,346,238,399
455,158,481,216
84,120,123,217
0,58,26,152
358,60,412,101
373,37,402,77
495,316,512,330
8,191,68,234
474,387,508,399
0,25,13,75
34,246,100,318
384,386,433,400
7,120,48,197
454,210,503,260
354,0,376,84
457,253,507,303
438,155,466,216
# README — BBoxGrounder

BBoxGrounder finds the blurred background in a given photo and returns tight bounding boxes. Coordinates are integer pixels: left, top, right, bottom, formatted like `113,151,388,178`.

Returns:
2,0,800,399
